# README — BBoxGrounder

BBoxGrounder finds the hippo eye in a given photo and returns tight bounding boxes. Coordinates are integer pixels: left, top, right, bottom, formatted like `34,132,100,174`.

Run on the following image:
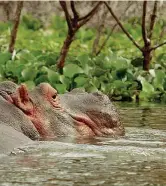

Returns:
52,94,57,99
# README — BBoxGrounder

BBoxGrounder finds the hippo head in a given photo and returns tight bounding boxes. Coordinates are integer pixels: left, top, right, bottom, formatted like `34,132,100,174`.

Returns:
59,89,124,136
9,83,124,139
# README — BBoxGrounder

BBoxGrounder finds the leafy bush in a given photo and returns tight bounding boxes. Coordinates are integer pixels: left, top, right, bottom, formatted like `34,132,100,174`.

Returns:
1,15,166,103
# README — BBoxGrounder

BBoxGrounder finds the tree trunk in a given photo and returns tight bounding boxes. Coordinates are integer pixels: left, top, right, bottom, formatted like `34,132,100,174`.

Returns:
8,1,23,53
142,50,152,71
57,33,74,69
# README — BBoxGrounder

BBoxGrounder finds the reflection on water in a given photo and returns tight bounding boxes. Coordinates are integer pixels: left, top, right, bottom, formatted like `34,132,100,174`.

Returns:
0,103,166,186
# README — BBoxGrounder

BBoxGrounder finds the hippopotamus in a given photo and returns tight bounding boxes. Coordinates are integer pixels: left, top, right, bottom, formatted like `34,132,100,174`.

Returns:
0,123,33,154
0,81,124,153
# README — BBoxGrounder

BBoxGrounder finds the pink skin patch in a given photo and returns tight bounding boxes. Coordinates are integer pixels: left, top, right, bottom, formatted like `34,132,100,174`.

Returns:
40,83,63,111
71,115,102,136
9,84,57,139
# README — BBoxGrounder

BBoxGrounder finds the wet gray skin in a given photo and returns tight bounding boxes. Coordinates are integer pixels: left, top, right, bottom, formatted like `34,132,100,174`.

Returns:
0,82,38,154
0,95,40,140
0,95,39,154
59,88,124,136
0,81,123,154
0,81,17,102
0,82,77,153
0,123,33,154
0,81,78,153
27,85,78,137
27,84,124,138
0,81,40,140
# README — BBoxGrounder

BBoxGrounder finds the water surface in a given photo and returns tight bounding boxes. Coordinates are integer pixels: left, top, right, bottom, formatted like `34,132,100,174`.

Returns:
0,103,166,186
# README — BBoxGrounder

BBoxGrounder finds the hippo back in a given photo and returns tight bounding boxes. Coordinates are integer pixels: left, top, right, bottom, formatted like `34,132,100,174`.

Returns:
0,123,32,154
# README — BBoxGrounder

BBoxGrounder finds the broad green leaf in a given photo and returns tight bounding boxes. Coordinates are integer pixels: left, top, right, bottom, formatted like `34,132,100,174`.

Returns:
22,14,42,30
74,76,88,87
6,60,25,78
47,69,59,84
93,67,107,76
109,54,129,70
0,52,11,65
82,63,93,75
59,75,71,89
45,57,56,67
24,80,35,90
131,57,143,67
116,68,127,79
102,56,113,69
161,92,166,103
92,76,101,88
77,54,89,66
153,70,165,91
42,66,59,83
21,67,37,81
63,64,83,78
85,84,98,93
138,91,149,101
140,77,154,93
149,69,155,77
111,80,127,90
156,53,166,64
0,66,5,75
100,82,107,92
55,84,67,94
35,75,48,85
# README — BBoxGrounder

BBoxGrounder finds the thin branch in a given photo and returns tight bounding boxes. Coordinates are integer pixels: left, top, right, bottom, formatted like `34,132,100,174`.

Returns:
159,26,166,42
148,1,158,39
96,26,115,56
151,41,166,51
78,2,102,21
104,2,142,52
70,1,79,20
59,1,73,33
92,4,107,55
142,1,149,46
8,1,23,53
57,1,102,69
78,2,102,28
96,1,133,56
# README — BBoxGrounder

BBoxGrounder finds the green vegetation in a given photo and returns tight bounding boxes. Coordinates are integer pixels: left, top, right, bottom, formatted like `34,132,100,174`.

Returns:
1,15,166,103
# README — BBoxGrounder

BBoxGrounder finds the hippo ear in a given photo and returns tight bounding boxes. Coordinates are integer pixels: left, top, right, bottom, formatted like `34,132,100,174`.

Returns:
11,84,32,114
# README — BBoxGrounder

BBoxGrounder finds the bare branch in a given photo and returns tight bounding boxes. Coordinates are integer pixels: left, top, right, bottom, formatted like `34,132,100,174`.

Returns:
96,1,133,56
92,4,107,55
151,41,166,51
96,27,115,56
70,1,79,20
78,2,102,28
59,1,73,33
104,2,142,52
57,1,102,69
159,26,166,42
142,1,149,46
9,1,23,53
57,33,74,69
148,1,158,39
78,2,102,21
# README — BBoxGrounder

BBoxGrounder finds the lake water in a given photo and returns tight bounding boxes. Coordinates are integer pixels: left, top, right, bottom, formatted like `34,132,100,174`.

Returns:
0,103,166,186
